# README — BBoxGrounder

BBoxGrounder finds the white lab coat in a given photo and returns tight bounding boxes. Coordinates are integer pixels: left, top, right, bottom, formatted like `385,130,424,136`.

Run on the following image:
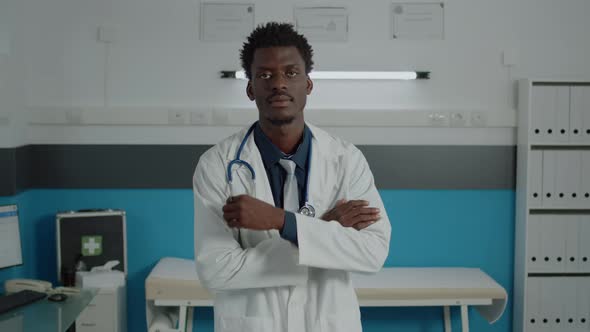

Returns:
193,123,391,332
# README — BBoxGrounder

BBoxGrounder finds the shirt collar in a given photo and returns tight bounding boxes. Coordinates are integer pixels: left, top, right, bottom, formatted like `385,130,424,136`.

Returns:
254,122,311,170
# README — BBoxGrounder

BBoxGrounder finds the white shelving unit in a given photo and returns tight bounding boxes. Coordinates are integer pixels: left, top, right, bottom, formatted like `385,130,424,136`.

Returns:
514,79,590,332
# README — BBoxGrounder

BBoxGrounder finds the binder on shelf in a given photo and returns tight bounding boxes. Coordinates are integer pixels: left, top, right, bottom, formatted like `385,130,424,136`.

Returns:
529,150,543,206
531,86,553,143
527,214,542,272
569,151,582,208
582,151,590,204
545,215,566,273
563,278,578,327
532,86,570,143
564,215,580,273
559,151,582,208
539,278,555,329
525,277,541,330
576,278,590,329
549,277,567,329
579,215,590,273
542,151,557,207
555,86,571,143
554,150,569,207
570,86,590,144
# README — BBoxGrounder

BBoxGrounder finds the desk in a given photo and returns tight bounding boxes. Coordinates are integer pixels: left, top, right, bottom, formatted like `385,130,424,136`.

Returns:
145,257,507,332
0,289,97,332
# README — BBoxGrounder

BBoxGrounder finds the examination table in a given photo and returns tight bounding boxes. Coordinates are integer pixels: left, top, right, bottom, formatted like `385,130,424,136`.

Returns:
145,257,507,332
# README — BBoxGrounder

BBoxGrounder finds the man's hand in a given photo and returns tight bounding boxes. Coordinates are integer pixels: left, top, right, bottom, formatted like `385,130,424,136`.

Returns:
223,195,285,230
321,199,380,230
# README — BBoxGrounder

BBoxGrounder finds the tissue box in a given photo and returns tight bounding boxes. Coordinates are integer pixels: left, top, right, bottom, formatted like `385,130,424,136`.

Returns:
76,269,125,289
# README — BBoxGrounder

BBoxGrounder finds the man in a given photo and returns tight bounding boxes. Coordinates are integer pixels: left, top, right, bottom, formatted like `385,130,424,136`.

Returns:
193,22,391,332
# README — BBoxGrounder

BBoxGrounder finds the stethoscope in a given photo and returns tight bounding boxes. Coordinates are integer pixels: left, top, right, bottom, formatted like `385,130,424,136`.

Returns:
226,123,316,217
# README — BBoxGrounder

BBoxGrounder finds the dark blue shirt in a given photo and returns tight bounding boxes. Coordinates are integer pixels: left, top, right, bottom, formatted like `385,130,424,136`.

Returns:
253,122,311,245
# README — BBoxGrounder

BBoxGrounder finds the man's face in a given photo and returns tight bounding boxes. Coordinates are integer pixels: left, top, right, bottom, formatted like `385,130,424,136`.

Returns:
247,46,313,126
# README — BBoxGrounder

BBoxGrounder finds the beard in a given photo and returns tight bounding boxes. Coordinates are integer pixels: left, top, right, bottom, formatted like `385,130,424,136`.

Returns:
267,115,295,126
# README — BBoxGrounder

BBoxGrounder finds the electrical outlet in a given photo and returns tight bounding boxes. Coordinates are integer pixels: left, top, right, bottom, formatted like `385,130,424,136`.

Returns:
428,112,447,127
168,110,187,125
212,110,229,126
450,112,467,127
190,110,212,125
66,110,82,124
470,112,487,127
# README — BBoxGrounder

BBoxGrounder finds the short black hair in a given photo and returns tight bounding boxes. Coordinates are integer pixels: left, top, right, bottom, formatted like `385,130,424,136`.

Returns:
240,22,314,80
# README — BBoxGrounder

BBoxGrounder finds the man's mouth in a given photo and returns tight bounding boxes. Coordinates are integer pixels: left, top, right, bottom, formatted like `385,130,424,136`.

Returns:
268,95,293,107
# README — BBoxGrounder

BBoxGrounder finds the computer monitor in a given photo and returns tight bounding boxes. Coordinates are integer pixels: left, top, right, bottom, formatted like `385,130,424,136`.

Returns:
0,205,23,269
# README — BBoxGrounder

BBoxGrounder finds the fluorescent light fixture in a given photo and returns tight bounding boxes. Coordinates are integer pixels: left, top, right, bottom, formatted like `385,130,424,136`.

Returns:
220,70,429,80
310,71,423,80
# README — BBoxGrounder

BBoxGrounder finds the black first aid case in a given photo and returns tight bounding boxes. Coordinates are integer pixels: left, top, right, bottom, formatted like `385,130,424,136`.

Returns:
56,209,127,284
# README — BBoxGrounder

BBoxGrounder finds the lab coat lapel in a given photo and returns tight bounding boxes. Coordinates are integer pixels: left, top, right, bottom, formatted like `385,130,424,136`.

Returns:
306,123,337,218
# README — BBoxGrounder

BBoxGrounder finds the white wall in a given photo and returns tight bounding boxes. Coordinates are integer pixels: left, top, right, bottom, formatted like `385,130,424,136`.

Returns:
10,0,590,145
0,0,26,148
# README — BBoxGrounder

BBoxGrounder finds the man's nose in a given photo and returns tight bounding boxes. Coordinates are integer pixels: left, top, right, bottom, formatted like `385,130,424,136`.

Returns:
269,74,288,91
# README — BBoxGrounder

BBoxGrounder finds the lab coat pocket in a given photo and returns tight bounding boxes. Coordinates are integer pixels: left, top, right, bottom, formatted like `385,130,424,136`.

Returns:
320,313,362,332
216,316,274,332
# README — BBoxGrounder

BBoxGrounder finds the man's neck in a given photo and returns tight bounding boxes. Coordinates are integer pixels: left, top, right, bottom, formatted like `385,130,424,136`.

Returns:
259,120,305,155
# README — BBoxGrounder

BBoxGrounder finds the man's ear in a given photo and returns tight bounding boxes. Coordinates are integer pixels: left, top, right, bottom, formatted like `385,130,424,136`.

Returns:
306,77,313,95
246,81,255,101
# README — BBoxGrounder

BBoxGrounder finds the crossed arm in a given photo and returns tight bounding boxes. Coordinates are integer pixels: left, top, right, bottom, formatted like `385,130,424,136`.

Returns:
222,195,381,232
194,148,391,291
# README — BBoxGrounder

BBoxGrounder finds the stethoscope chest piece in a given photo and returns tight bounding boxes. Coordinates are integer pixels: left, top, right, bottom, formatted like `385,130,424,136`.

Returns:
298,203,315,218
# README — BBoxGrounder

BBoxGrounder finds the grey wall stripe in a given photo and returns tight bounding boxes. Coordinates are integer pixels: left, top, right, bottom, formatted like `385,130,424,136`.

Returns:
361,146,515,190
0,148,17,196
0,145,515,196
28,145,211,190
16,146,33,193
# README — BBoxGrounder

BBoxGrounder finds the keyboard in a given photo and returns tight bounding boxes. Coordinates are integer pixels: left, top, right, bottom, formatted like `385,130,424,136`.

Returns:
0,290,47,314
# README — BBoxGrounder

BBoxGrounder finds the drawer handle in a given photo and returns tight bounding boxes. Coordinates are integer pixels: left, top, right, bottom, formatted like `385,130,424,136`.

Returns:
81,323,97,327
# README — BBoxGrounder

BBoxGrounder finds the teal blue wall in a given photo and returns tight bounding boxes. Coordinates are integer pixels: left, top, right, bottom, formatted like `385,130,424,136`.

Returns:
0,189,514,332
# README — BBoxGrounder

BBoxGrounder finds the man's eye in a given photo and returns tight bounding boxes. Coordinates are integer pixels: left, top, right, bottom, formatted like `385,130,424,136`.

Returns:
286,71,298,78
258,73,271,79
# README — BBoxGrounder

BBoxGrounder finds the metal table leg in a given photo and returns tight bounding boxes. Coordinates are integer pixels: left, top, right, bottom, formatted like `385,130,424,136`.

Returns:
460,305,469,332
444,306,452,332
178,305,188,332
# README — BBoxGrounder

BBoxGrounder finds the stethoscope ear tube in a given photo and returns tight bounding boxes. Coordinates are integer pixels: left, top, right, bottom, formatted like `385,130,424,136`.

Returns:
227,159,256,183
227,124,258,183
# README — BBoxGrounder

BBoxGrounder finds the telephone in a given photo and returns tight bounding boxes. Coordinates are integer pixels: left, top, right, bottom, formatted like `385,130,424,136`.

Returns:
4,279,52,294
4,279,80,295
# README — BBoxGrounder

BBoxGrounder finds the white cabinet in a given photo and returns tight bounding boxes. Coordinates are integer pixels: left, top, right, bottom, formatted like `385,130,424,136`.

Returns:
514,79,590,332
76,288,126,332
76,269,127,332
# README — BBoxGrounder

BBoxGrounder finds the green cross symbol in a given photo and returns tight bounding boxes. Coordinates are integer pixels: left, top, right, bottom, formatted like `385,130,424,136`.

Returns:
81,236,102,256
